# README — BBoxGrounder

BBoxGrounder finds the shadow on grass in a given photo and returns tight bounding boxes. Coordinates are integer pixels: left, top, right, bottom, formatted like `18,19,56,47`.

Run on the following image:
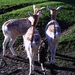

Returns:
34,38,75,74
48,0,75,6
0,56,29,75
56,53,75,62
8,69,22,75
0,69,22,75
29,52,75,75
0,1,46,15
0,58,7,69
0,51,75,75
41,53,75,75
5,55,29,63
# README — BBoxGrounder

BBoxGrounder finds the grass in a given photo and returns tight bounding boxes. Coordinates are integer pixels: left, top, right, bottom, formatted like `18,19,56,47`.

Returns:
0,0,47,14
0,0,75,54
57,26,75,53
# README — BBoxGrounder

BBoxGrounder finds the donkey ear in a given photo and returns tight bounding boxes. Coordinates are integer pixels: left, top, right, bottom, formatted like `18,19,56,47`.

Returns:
28,12,33,16
56,6,62,11
47,5,52,10
40,7,45,10
33,5,36,10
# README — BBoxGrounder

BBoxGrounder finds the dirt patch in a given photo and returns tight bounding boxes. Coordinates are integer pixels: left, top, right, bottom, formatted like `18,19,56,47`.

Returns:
0,42,75,75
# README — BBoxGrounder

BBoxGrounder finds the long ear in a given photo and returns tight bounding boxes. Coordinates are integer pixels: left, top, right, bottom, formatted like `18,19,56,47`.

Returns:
40,7,45,10
56,6,62,11
33,5,36,10
28,12,33,16
47,5,52,10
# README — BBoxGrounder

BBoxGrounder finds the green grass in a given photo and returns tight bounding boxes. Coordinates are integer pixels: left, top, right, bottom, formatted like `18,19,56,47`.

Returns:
57,26,75,53
0,0,46,9
0,0,75,53
0,0,46,5
0,0,47,14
